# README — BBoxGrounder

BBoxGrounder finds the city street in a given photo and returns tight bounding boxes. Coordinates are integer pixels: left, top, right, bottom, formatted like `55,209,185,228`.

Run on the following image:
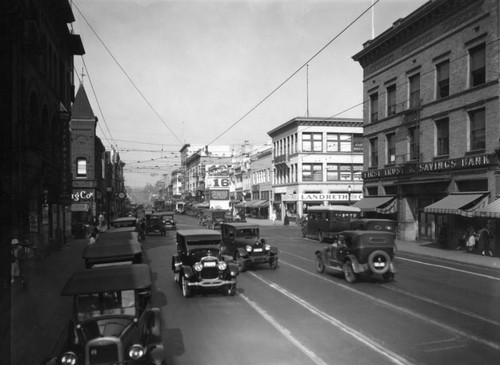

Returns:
153,215,500,365
11,214,500,365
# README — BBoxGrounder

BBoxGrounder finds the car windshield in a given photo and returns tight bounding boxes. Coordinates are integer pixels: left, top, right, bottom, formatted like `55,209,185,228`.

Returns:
236,228,259,238
186,239,221,246
77,290,136,321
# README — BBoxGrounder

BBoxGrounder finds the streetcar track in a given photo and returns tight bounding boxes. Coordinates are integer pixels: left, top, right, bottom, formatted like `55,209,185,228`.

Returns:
276,259,500,351
246,271,414,365
280,249,500,327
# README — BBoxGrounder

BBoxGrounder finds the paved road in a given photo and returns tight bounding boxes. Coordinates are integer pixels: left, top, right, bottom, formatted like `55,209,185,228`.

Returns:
11,214,500,364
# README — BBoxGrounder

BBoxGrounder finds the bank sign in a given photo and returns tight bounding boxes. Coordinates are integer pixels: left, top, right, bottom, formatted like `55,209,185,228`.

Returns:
362,153,496,180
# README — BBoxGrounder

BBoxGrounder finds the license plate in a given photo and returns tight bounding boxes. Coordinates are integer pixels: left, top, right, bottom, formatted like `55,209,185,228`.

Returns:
374,262,385,267
204,262,216,267
253,248,263,252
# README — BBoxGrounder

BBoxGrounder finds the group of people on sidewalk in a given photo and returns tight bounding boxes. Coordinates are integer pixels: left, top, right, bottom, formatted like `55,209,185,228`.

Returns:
10,237,38,289
459,221,494,256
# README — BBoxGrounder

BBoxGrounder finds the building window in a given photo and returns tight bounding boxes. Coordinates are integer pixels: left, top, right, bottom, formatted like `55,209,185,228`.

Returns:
470,43,485,87
353,134,363,152
76,158,87,178
327,133,362,152
326,133,339,152
387,84,397,116
369,138,378,167
409,74,420,109
436,60,449,99
302,163,323,181
436,118,449,156
339,164,353,180
326,164,339,181
386,133,396,165
469,108,485,151
302,132,322,152
370,92,378,122
353,165,363,180
409,127,419,161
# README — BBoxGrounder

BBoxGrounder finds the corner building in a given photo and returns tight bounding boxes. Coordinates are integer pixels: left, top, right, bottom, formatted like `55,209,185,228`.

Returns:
353,0,500,244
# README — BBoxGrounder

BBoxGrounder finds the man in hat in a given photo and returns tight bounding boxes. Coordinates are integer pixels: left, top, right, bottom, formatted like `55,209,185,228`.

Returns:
10,238,20,283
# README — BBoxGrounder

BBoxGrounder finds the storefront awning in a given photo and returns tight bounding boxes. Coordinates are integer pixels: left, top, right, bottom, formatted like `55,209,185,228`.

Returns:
474,198,500,218
352,196,397,214
71,203,89,212
423,193,489,216
235,201,246,208
246,200,268,208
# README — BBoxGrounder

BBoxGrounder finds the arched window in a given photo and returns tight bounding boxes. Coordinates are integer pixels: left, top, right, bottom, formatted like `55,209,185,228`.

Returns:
76,157,87,178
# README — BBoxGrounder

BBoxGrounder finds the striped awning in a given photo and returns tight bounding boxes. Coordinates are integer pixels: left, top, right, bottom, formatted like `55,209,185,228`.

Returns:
474,198,500,218
352,196,397,214
246,200,269,208
423,193,489,216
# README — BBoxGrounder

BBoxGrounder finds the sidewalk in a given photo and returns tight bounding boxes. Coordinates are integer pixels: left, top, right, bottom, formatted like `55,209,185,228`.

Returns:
246,217,500,270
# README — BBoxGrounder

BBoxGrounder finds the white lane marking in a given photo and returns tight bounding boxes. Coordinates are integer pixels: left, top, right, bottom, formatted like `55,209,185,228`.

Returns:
247,272,413,365
281,260,500,351
282,249,500,281
382,285,500,327
397,256,500,281
239,293,329,365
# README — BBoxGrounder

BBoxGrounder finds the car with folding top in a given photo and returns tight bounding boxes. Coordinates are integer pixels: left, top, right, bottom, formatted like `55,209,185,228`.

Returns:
220,222,278,272
43,264,164,365
82,226,142,268
152,211,176,233
171,229,239,297
315,230,397,283
145,212,171,236
204,209,230,230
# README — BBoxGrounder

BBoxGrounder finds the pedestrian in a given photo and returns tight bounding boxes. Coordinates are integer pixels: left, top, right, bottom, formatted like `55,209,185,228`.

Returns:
478,222,493,256
10,238,20,284
284,212,290,226
17,238,35,289
465,226,476,253
88,231,97,245
271,211,276,225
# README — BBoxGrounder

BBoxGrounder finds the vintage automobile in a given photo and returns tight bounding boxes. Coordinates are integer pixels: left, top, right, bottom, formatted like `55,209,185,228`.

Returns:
82,226,142,268
44,264,164,365
349,218,397,233
205,209,230,230
171,229,238,297
315,230,397,283
111,216,137,228
159,211,176,231
145,213,165,236
220,223,278,272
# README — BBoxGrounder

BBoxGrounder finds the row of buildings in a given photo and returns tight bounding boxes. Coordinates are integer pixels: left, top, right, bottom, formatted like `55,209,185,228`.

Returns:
167,0,500,247
1,0,126,263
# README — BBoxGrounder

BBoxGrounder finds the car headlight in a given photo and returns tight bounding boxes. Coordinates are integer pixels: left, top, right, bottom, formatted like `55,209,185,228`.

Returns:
386,226,394,231
194,262,203,272
60,352,77,365
245,245,252,252
128,344,145,360
218,261,227,270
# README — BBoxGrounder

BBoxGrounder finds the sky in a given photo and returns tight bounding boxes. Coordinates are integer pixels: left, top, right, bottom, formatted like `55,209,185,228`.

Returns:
71,0,427,188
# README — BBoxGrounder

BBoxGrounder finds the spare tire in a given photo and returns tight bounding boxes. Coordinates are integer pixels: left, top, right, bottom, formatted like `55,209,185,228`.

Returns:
367,250,391,275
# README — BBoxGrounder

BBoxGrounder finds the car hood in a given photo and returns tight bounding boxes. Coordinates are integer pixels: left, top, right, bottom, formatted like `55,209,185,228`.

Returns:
81,317,135,339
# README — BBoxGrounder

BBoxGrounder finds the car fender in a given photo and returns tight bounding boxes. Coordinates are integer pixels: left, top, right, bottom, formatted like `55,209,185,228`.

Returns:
228,262,239,276
149,308,162,342
171,256,180,271
181,266,194,278
149,343,165,364
315,250,328,262
236,247,248,258
269,247,279,255
345,254,363,273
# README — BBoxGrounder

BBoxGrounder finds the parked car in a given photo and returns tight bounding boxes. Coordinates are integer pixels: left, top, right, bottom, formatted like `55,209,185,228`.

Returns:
349,218,397,233
111,216,137,228
315,230,397,283
82,226,142,268
43,264,164,365
171,229,238,297
220,223,278,272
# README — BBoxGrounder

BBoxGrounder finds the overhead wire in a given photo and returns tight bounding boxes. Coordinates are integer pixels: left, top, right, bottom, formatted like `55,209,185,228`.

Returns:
72,1,183,145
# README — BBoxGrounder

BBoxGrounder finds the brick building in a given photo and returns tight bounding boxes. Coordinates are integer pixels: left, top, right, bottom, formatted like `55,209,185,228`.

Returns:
352,0,500,245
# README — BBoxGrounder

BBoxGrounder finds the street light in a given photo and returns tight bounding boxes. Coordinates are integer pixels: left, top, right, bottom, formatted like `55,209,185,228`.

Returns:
347,185,352,206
